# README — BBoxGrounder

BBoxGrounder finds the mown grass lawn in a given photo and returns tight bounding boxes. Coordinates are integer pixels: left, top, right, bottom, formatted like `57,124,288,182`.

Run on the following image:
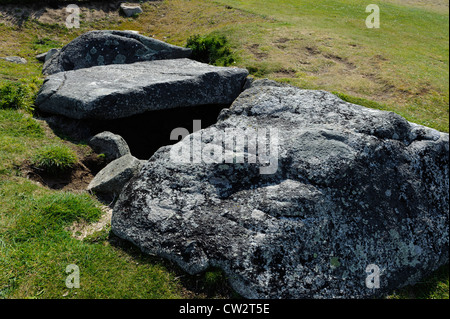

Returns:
0,0,448,299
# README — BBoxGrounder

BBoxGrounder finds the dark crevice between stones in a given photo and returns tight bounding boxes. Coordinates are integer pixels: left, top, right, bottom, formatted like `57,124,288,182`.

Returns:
35,103,230,161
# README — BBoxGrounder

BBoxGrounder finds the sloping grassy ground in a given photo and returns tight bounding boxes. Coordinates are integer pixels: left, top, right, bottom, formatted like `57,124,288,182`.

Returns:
213,0,449,131
0,0,448,299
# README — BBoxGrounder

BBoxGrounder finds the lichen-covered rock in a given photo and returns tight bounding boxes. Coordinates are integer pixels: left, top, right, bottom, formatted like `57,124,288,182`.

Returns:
36,58,249,120
42,30,192,75
111,81,449,299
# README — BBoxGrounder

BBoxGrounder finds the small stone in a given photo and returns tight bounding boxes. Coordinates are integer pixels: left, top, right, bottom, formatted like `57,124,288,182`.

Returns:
88,131,131,162
120,4,143,17
36,52,47,62
0,56,27,64
37,48,60,63
87,154,142,195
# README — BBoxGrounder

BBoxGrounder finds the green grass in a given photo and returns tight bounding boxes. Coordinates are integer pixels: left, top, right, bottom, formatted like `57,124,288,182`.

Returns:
388,265,449,299
0,180,183,298
0,0,448,299
213,0,449,132
0,109,45,175
0,79,41,113
186,33,236,66
31,144,78,175
0,0,111,3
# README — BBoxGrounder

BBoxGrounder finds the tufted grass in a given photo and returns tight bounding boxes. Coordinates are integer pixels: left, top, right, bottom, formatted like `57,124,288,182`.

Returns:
0,0,448,300
31,144,78,175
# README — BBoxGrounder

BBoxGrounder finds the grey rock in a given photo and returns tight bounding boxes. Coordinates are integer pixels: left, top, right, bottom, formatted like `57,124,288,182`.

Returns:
36,53,47,62
36,58,249,120
120,4,143,17
42,30,192,75
45,48,60,62
0,56,27,64
111,81,449,299
88,131,131,162
36,48,60,63
88,154,142,195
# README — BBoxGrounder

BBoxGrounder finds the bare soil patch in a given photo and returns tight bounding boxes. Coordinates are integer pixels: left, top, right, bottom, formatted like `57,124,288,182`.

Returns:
21,151,106,192
21,114,108,192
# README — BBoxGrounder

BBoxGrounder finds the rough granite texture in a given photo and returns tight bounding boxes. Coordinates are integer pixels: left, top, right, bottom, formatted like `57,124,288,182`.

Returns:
111,81,449,299
42,30,192,75
35,58,249,120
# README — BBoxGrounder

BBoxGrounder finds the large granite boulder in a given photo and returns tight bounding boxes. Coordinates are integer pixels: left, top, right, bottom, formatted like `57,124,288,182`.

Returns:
42,30,192,75
111,81,449,299
35,59,249,120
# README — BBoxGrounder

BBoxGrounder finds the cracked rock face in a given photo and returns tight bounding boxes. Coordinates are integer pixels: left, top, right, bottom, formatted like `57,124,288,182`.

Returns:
35,58,249,120
42,30,192,75
111,81,449,299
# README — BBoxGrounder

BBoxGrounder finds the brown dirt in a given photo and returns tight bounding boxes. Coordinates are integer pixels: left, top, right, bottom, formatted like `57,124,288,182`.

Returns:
21,115,108,192
272,67,297,78
247,43,269,60
21,151,106,192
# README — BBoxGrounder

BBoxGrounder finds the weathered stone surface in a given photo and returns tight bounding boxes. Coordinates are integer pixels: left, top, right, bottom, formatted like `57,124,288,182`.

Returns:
35,59,249,120
88,154,142,195
120,4,143,17
42,30,192,75
88,131,131,162
111,81,449,299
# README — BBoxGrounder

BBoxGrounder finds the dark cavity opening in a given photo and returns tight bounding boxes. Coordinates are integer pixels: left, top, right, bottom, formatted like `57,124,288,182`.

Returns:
38,104,229,160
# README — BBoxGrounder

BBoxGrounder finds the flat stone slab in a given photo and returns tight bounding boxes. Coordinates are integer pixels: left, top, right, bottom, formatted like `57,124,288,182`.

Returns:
111,80,449,299
35,59,249,120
